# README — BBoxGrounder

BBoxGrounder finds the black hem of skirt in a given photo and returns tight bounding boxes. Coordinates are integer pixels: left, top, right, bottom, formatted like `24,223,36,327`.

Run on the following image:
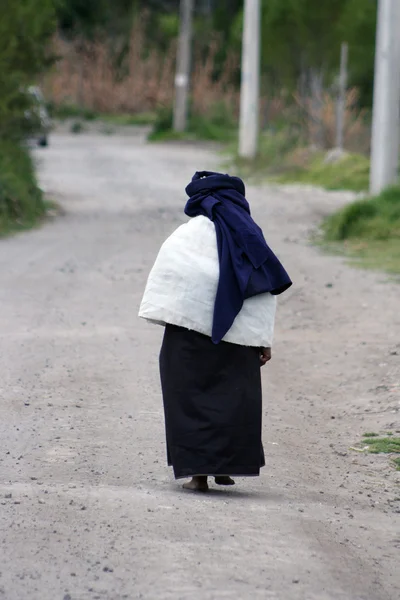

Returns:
173,468,263,480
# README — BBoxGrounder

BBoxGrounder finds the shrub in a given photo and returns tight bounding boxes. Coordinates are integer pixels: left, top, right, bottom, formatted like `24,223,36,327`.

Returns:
0,141,46,234
0,0,56,141
0,0,56,234
323,186,400,241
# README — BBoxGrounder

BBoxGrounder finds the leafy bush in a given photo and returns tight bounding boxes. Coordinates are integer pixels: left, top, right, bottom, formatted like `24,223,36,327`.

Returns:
151,106,174,137
0,0,56,234
0,0,56,140
323,186,400,241
0,141,46,234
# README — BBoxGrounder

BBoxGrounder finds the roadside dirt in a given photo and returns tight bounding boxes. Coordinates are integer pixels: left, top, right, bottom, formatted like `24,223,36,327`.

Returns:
0,130,399,600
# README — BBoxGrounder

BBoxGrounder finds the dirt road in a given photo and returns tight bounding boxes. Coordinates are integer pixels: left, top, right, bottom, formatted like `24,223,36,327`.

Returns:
0,130,399,600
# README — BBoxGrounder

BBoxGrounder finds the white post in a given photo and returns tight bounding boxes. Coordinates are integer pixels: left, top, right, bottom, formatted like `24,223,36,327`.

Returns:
173,0,194,133
336,42,348,150
238,0,261,159
370,0,400,195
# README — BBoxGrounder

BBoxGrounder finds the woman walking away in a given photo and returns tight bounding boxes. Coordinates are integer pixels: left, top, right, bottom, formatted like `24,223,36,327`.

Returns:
139,171,292,492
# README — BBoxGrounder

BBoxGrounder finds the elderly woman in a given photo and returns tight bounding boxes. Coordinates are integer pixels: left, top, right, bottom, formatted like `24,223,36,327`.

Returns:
139,172,291,492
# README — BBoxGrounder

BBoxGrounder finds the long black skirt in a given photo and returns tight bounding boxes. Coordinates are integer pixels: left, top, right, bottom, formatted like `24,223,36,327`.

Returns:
159,324,265,479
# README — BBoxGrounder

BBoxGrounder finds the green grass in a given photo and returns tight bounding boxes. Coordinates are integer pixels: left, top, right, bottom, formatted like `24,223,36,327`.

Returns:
361,435,400,470
363,437,400,453
148,104,237,144
363,432,379,437
227,129,369,192
51,103,97,121
320,185,400,275
149,123,236,143
50,103,157,126
100,112,157,126
0,140,48,236
229,129,303,181
276,152,370,192
324,186,400,240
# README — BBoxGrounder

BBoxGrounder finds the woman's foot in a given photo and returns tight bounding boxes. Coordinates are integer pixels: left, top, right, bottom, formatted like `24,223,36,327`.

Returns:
214,476,235,486
182,476,209,492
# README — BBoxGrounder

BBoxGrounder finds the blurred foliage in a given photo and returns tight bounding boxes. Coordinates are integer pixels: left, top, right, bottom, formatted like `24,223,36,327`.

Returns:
230,128,304,182
54,0,377,108
320,185,400,275
278,153,370,192
0,140,47,235
0,0,57,140
149,102,237,143
324,185,400,241
0,0,57,233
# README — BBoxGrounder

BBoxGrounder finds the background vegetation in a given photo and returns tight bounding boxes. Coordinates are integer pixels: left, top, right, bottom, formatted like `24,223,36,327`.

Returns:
0,0,56,234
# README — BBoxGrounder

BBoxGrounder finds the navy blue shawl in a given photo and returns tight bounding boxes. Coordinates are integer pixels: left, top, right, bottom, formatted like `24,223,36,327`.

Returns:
185,171,292,344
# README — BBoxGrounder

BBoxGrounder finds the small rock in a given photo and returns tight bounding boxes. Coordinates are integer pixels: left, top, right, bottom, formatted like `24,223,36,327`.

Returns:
292,578,300,584
5,493,12,499
103,566,114,573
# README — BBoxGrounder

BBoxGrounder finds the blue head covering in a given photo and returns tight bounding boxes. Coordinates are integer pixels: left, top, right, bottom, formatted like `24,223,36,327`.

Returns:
185,171,292,344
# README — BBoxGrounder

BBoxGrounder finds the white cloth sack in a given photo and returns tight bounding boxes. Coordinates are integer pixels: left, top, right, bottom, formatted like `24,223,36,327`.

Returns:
139,215,276,347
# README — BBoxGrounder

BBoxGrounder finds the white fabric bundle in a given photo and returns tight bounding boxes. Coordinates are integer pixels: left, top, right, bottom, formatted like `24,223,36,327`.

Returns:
139,215,276,347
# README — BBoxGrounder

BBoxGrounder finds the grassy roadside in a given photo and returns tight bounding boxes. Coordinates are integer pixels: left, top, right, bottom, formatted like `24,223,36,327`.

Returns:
355,433,400,471
320,185,400,276
276,152,369,192
148,104,237,143
50,103,158,127
0,141,50,237
229,131,370,192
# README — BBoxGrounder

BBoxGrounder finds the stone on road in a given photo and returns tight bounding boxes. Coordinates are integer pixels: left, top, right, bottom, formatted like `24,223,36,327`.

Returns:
0,131,399,600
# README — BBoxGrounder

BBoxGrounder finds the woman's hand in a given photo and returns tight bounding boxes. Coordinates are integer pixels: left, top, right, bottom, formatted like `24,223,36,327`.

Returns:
260,347,272,366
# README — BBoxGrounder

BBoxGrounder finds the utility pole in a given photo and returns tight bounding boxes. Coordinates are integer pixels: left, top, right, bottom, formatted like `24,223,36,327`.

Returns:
336,42,348,151
370,0,400,195
238,0,261,159
173,0,194,133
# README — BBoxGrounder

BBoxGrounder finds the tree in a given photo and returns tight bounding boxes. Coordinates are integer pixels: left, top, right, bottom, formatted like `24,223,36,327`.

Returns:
338,0,377,106
229,0,376,106
0,0,57,139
